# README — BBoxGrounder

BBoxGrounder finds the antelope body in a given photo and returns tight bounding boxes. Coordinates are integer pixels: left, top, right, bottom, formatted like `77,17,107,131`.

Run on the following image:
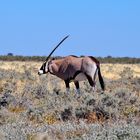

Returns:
38,36,105,95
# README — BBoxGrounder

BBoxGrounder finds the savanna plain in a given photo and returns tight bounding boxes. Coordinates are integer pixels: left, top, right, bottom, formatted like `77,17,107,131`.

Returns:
0,61,140,140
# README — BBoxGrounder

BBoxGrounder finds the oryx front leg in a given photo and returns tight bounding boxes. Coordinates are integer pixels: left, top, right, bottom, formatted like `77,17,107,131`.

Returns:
74,81,81,95
65,80,70,94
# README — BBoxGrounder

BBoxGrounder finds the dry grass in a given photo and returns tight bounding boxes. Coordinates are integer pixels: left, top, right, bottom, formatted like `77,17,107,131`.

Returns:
101,63,140,79
0,61,140,139
1,61,140,79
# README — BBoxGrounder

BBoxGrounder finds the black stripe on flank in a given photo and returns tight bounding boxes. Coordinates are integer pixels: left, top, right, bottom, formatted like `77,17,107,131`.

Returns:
66,70,82,82
73,70,82,79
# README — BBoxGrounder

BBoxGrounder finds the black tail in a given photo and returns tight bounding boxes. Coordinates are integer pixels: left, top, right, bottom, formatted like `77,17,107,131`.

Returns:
97,65,105,91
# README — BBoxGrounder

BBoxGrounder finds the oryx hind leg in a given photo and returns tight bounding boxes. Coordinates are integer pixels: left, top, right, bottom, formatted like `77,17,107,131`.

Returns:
92,68,98,90
85,74,95,91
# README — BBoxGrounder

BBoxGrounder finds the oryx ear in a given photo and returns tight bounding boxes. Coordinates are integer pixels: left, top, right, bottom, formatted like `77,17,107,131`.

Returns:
45,35,69,62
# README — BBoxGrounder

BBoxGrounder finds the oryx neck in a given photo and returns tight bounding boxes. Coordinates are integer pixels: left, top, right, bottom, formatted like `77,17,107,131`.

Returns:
47,62,54,75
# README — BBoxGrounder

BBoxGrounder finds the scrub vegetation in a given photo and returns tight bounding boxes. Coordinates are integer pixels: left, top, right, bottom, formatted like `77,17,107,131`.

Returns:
0,60,140,140
0,55,140,64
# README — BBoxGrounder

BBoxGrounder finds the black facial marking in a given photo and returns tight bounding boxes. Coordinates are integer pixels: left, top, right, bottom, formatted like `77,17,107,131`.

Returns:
43,62,46,73
40,62,46,73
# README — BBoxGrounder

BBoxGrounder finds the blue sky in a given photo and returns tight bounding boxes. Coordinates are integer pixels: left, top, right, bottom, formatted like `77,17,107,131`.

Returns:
0,0,140,57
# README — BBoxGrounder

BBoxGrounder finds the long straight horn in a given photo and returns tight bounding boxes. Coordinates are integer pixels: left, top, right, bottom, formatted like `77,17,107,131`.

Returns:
46,35,69,61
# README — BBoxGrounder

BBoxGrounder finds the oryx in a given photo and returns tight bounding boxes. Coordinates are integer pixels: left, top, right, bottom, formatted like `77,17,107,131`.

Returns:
38,36,105,95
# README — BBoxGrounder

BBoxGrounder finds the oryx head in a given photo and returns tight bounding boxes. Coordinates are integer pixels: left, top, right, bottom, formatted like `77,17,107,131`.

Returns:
38,35,69,75
38,61,49,75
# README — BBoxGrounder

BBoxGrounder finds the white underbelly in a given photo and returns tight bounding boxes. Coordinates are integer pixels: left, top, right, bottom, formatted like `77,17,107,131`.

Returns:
74,73,87,81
